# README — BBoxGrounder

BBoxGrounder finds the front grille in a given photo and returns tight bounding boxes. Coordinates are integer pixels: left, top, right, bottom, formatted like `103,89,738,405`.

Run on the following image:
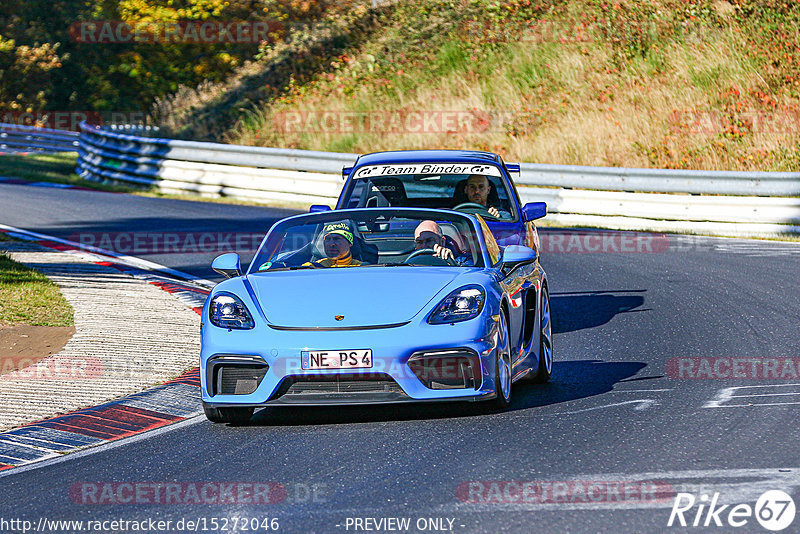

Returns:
218,366,268,395
269,374,408,404
285,379,402,395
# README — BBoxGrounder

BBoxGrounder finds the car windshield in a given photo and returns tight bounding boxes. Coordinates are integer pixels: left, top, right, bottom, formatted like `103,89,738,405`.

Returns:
249,210,485,272
339,163,517,221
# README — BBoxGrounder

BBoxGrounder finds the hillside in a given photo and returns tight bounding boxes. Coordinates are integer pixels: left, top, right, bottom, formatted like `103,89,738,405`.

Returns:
0,1,361,118
161,0,800,172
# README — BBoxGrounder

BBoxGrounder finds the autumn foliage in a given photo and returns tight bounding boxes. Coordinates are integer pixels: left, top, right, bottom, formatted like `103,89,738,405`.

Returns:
0,0,359,116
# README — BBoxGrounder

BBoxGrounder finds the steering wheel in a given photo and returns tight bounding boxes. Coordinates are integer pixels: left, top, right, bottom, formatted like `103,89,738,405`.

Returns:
452,202,494,218
404,248,456,266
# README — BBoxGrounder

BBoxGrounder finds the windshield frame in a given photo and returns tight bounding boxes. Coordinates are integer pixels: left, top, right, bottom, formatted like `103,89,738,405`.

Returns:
336,162,520,222
246,207,491,274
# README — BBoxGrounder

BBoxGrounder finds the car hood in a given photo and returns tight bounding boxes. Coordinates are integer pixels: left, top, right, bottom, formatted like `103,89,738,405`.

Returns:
247,268,464,328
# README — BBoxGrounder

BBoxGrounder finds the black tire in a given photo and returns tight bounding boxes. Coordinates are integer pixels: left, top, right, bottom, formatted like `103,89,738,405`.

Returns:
203,403,254,425
531,285,553,384
490,310,512,410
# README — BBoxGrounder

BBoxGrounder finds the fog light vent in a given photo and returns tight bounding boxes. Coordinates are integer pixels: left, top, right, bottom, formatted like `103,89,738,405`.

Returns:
207,355,268,396
218,366,267,395
408,350,480,390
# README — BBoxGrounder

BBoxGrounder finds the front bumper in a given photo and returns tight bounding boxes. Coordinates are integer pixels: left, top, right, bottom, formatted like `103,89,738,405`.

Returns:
201,314,499,407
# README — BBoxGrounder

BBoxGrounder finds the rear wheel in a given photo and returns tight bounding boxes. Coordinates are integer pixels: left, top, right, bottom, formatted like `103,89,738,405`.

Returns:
490,310,512,409
531,285,553,383
203,403,254,425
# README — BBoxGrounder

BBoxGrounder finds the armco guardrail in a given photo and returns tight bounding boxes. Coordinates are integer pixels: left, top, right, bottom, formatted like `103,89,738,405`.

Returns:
517,163,800,197
0,123,80,153
77,123,352,204
76,122,800,236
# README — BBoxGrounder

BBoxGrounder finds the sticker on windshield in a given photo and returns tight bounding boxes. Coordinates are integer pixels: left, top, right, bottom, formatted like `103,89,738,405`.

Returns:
354,163,503,179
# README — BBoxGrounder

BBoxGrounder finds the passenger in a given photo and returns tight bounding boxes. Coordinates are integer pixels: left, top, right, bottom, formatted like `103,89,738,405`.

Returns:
305,222,362,268
414,220,455,261
465,174,502,218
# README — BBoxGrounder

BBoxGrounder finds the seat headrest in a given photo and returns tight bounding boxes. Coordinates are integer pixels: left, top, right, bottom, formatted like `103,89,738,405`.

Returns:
369,177,407,207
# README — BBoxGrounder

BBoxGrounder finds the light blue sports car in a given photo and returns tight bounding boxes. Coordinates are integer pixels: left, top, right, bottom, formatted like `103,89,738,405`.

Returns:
200,207,551,424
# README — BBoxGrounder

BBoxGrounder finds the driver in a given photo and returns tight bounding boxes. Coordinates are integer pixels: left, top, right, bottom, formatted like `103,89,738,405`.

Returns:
304,222,362,268
414,220,455,261
465,174,502,218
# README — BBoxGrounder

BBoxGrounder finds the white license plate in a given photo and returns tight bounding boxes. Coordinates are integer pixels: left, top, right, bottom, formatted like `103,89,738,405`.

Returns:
301,349,373,370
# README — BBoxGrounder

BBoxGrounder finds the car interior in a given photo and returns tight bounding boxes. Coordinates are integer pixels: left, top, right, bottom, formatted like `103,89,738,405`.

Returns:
259,216,481,270
346,174,513,218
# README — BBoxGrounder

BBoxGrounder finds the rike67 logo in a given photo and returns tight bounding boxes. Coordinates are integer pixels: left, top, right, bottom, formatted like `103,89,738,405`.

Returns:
668,490,796,531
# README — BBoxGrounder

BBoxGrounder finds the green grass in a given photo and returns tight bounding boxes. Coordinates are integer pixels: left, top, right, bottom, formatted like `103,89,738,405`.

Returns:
0,152,311,209
0,248,74,327
0,152,134,193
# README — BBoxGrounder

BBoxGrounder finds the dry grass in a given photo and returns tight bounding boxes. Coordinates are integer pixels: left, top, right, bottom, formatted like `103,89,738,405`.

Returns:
229,2,800,171
151,5,378,141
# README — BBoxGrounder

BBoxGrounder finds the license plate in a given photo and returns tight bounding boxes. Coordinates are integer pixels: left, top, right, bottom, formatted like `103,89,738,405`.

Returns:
301,349,373,370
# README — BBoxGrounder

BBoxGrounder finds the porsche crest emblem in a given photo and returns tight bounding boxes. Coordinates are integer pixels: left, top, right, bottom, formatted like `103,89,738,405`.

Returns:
335,315,344,321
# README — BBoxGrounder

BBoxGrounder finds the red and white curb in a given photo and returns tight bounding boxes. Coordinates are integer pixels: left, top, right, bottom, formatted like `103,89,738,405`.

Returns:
0,224,213,472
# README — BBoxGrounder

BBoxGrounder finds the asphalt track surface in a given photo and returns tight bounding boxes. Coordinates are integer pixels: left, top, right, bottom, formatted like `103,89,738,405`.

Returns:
1,182,800,533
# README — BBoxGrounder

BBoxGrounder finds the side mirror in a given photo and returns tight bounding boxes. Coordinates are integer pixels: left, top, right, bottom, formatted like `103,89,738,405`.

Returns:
521,202,547,222
501,245,538,268
212,253,241,279
342,166,353,180
309,205,331,213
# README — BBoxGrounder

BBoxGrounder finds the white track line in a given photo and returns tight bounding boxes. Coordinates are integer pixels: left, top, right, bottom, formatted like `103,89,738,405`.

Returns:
0,222,215,289
704,383,800,408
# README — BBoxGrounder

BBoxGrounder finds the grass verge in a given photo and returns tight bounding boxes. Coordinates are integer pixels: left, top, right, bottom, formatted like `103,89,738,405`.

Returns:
0,152,314,209
0,152,134,192
0,239,74,327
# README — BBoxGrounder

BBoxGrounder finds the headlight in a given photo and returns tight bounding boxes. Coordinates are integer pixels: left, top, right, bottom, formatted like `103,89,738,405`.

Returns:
209,292,254,329
428,285,485,324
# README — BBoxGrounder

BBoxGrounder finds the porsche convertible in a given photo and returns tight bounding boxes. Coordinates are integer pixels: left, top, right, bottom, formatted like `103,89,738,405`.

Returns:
200,207,551,424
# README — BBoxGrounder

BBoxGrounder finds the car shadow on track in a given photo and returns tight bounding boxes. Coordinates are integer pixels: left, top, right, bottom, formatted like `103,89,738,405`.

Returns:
246,290,650,427
510,359,649,411
247,359,648,427
550,290,648,333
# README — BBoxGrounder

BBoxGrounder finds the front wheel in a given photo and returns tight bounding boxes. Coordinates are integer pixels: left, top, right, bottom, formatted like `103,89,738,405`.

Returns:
489,311,512,409
530,285,553,383
203,403,254,425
